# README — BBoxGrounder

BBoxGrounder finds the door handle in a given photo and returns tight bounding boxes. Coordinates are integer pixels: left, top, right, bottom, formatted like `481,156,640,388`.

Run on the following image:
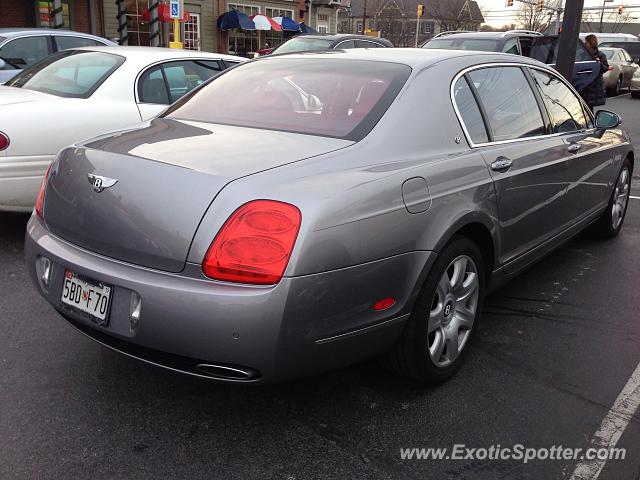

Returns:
490,158,513,172
567,143,582,154
576,69,593,75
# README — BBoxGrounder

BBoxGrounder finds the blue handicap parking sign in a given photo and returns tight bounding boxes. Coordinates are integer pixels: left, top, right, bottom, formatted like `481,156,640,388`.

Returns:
171,3,179,16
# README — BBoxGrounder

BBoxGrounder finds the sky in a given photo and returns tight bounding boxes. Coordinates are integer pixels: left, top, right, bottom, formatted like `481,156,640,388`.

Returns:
478,0,637,27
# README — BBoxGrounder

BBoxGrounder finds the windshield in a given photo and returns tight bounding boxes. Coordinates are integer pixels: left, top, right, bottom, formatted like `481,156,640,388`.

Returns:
272,37,335,54
5,50,124,98
423,38,499,52
164,58,411,141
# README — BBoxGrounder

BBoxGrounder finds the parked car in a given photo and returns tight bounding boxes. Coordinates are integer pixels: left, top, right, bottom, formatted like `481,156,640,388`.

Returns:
631,68,640,98
26,49,633,385
422,30,600,91
267,34,393,56
0,46,244,212
600,40,640,64
600,47,639,95
0,28,116,84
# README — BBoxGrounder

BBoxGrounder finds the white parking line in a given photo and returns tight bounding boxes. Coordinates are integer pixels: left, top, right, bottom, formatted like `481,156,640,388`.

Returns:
569,361,640,480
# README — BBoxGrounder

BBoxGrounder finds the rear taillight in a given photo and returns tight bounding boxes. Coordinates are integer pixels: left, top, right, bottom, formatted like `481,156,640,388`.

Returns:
0,132,9,151
203,200,301,285
35,163,52,218
608,66,614,71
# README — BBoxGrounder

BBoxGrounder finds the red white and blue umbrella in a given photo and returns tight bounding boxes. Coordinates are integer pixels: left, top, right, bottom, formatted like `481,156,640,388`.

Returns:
250,14,283,31
273,16,300,32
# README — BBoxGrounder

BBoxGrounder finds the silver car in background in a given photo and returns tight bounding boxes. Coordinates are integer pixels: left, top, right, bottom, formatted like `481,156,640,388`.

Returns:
0,28,116,83
25,50,634,385
600,46,639,95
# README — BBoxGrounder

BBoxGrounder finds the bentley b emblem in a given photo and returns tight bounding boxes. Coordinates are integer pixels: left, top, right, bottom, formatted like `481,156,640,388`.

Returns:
88,173,118,193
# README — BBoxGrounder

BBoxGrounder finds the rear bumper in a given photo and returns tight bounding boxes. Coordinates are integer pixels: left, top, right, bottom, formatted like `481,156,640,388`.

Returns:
25,215,435,384
0,154,54,211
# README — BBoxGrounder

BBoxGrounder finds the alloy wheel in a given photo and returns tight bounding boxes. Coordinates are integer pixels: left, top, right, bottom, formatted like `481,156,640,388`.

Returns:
612,166,630,230
427,255,479,367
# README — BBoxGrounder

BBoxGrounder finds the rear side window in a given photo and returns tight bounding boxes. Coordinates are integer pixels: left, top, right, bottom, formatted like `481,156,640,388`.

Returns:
530,69,586,133
336,40,356,49
55,36,102,50
164,58,411,141
452,77,488,144
138,60,223,104
356,40,383,48
0,36,49,70
467,67,545,142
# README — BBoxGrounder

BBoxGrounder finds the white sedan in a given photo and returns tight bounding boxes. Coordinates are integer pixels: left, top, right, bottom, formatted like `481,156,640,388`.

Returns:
0,46,245,212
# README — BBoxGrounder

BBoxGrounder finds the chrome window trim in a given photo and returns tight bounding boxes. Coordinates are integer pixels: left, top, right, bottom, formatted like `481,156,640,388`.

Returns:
450,61,593,148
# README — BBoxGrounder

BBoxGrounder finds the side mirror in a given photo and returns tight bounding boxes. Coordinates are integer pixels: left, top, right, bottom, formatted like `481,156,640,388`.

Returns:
0,59,5,70
635,57,640,64
595,110,621,130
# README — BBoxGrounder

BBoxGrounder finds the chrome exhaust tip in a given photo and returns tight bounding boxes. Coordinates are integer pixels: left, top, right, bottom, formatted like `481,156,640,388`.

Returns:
196,363,259,381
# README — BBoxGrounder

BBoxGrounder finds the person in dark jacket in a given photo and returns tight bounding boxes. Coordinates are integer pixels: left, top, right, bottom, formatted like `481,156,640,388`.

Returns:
580,34,609,112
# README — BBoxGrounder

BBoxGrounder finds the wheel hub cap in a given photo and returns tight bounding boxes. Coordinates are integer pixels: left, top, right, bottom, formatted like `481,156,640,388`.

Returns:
427,255,480,367
612,167,630,230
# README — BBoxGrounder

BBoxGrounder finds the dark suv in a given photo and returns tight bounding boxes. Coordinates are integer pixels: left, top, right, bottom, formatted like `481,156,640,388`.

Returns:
423,30,600,91
268,34,393,56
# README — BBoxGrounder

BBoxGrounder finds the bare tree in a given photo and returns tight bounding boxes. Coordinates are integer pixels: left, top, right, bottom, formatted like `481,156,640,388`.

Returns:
515,0,562,32
581,8,632,33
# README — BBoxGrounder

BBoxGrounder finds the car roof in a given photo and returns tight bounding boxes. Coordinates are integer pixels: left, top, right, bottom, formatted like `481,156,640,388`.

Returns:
259,47,547,69
71,45,245,62
295,34,388,41
0,28,109,40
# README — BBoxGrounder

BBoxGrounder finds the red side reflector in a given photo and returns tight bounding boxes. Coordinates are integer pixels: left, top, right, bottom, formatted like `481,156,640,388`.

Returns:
203,200,301,285
0,131,9,151
373,297,396,311
35,163,52,218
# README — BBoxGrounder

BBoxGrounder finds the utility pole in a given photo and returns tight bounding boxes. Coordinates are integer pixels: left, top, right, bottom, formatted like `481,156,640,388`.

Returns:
556,0,585,83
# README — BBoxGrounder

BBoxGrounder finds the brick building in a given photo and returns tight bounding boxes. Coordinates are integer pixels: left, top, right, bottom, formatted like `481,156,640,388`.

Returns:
2,0,105,36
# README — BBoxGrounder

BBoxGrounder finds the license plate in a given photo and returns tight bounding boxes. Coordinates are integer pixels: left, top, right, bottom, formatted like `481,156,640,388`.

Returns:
61,270,112,324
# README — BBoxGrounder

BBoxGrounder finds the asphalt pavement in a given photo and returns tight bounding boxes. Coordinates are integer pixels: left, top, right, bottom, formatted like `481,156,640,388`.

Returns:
1,94,639,480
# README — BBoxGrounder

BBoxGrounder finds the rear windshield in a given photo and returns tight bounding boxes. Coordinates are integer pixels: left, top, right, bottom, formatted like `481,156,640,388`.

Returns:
5,50,124,98
423,38,499,52
272,38,335,54
164,58,411,141
601,48,615,60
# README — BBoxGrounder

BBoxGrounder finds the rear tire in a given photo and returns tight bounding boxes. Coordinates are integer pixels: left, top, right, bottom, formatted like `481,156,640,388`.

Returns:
631,91,640,99
594,157,632,238
383,236,486,384
607,76,622,96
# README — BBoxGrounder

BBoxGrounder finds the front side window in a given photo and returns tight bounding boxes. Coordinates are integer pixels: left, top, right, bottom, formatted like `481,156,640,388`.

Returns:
0,36,49,70
468,67,545,142
453,77,488,144
164,58,411,141
5,50,123,98
530,68,586,133
138,60,223,104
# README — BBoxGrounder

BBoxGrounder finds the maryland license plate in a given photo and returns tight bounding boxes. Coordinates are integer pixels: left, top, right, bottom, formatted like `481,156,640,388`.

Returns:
61,270,112,324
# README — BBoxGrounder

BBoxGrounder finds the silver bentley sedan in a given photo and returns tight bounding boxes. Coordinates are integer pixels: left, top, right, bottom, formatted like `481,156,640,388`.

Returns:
25,49,633,385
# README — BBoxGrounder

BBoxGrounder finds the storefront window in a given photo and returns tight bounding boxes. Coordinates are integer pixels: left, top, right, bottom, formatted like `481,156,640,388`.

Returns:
126,0,151,46
38,0,71,28
228,3,259,56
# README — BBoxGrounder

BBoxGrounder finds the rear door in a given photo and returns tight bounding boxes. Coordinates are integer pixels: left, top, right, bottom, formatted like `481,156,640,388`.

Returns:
619,49,638,84
456,65,571,269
